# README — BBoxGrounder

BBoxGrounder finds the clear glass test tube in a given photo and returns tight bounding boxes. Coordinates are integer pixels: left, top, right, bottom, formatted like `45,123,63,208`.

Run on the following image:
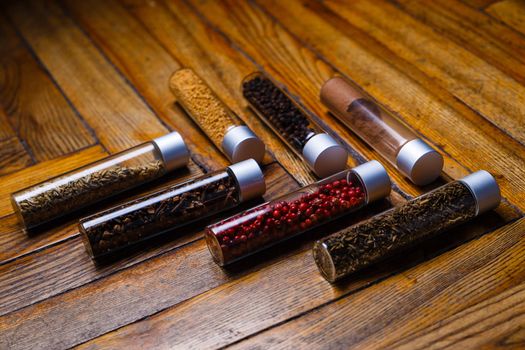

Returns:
205,160,390,266
320,76,443,185
80,159,266,259
170,68,265,164
313,170,501,282
11,132,189,230
242,72,348,178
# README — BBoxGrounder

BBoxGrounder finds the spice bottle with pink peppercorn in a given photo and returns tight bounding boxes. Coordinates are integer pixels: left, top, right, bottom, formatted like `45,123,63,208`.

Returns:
205,160,391,266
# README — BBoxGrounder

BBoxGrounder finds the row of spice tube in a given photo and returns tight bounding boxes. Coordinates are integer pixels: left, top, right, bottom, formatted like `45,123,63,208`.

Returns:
10,68,501,283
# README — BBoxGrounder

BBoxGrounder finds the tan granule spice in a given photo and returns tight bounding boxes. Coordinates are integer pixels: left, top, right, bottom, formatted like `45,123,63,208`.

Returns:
169,68,241,145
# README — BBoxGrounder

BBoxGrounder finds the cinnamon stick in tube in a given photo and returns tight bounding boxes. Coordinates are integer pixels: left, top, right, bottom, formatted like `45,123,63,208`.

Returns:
320,76,443,186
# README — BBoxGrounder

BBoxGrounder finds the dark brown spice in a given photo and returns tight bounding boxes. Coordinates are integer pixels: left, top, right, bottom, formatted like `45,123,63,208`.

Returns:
314,181,477,282
81,170,239,258
242,75,316,151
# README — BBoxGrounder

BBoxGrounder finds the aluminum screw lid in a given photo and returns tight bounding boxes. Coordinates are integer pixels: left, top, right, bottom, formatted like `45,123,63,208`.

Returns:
459,170,501,215
396,139,443,186
302,133,348,178
152,132,190,171
222,125,265,164
351,160,391,203
228,159,266,202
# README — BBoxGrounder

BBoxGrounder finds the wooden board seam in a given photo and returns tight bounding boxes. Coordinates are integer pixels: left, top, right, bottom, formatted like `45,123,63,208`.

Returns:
56,1,179,150
180,0,525,211
0,235,202,318
0,226,78,268
481,2,525,40
2,11,102,151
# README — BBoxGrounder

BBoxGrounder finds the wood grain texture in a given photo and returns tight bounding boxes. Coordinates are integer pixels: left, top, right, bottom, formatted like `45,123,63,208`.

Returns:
115,0,280,167
229,217,525,349
0,137,32,175
367,282,525,349
4,0,169,152
254,0,525,210
185,0,524,205
393,0,525,87
0,214,77,264
0,14,96,162
461,0,505,9
0,0,524,348
0,18,19,141
486,0,525,35
0,105,15,142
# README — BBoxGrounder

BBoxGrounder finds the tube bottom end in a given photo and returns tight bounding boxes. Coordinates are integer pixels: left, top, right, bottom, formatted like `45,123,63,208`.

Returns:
205,229,225,266
313,241,337,283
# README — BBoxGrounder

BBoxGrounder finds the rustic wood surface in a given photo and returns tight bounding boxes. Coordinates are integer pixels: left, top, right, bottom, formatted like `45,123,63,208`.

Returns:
0,0,523,349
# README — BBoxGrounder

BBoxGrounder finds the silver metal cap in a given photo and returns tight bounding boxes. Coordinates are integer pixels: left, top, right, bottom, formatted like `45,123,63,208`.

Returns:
222,125,265,164
351,160,391,203
228,159,266,202
396,139,443,186
459,170,501,215
302,133,348,178
152,132,190,171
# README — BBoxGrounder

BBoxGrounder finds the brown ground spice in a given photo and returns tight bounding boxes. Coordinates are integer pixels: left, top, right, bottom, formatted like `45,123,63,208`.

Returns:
169,68,241,145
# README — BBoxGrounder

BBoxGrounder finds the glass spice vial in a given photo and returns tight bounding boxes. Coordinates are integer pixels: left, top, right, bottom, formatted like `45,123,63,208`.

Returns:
313,170,501,282
80,159,266,259
320,76,443,185
242,72,348,178
170,68,265,164
205,160,391,266
11,132,189,230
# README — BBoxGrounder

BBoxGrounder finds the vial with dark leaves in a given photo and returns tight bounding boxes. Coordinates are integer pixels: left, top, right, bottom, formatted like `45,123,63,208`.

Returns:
313,171,501,282
80,159,266,259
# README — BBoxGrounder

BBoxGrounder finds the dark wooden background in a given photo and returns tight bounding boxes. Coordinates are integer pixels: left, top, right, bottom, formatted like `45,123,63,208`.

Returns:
1,0,524,349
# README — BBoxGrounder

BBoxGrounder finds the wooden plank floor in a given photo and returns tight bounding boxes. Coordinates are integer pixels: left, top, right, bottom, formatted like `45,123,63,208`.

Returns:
0,0,524,348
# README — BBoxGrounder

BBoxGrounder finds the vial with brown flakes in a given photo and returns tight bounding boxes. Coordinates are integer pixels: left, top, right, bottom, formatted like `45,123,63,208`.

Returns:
11,132,189,230
170,68,265,164
80,159,266,259
313,171,501,282
243,72,348,178
320,76,443,185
